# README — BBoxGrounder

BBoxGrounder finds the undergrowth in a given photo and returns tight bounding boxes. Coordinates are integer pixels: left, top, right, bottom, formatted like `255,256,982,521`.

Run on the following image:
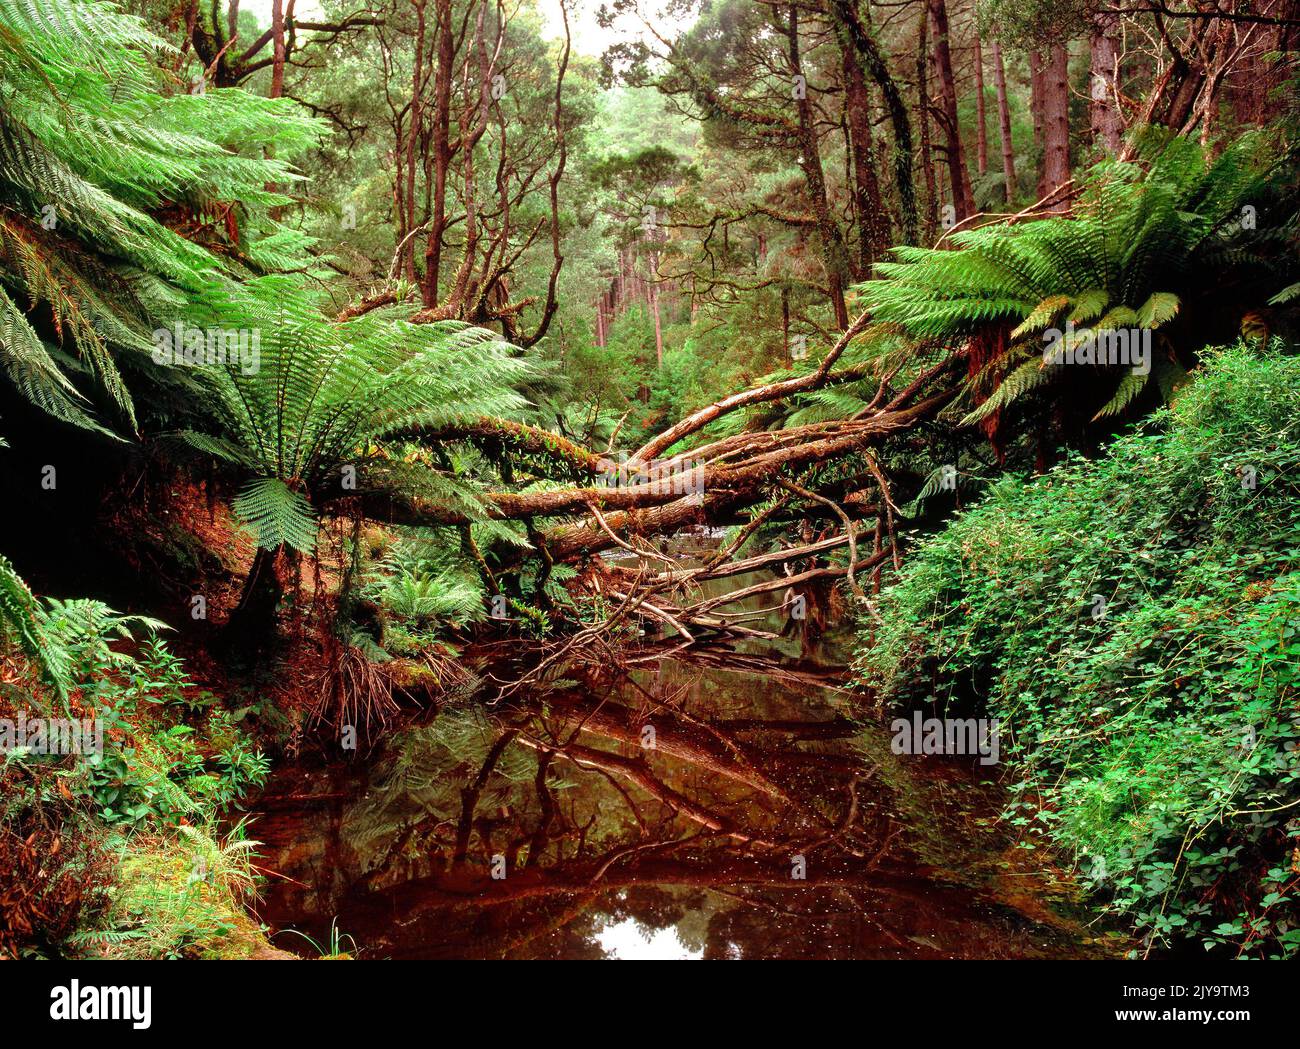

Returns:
859,343,1300,958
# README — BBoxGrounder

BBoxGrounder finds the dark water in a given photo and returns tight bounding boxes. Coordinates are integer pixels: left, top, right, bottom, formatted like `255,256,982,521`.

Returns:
247,594,1112,959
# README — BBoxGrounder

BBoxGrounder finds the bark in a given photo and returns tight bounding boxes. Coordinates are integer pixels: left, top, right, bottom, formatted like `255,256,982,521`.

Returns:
916,7,938,242
1029,50,1047,199
1089,12,1123,154
422,0,455,307
1042,43,1071,212
974,30,988,175
650,251,664,366
991,39,1017,204
514,0,570,348
787,5,851,330
828,0,918,244
840,40,891,271
270,0,286,98
405,0,428,283
928,0,975,220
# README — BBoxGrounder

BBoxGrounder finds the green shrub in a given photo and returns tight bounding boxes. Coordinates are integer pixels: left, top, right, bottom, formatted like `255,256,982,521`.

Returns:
859,343,1300,958
0,579,271,957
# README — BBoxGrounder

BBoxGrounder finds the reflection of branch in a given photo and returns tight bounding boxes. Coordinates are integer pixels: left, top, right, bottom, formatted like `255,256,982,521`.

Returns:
452,729,518,866
517,734,744,838
353,855,942,915
531,692,789,798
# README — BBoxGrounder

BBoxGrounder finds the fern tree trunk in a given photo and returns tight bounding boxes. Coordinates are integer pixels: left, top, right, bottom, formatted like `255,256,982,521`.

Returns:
224,545,284,656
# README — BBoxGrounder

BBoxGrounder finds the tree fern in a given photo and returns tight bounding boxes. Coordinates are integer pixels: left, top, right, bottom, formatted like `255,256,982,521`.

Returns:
231,478,319,554
177,277,536,554
0,0,322,437
855,133,1298,443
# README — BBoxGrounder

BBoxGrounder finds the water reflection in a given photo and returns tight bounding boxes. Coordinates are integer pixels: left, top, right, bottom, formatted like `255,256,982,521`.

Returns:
250,643,1107,959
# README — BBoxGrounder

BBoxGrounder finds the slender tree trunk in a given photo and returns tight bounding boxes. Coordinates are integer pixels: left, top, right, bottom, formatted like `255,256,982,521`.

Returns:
990,39,1016,204
781,287,791,356
916,7,938,242
270,0,286,98
928,0,974,220
1042,43,1071,211
422,0,454,308
405,0,428,283
652,279,664,367
1029,50,1047,199
787,4,850,330
840,41,890,273
974,30,988,175
1089,12,1123,154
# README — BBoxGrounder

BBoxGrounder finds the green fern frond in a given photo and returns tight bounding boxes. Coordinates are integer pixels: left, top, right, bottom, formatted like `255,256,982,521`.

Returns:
1091,370,1150,420
232,478,318,554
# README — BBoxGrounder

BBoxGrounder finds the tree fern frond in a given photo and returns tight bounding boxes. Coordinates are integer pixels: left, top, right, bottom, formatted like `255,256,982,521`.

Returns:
1092,370,1150,420
232,478,318,554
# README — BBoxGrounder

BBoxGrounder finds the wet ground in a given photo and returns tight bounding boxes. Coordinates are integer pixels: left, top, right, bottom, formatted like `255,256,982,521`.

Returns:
248,600,1114,959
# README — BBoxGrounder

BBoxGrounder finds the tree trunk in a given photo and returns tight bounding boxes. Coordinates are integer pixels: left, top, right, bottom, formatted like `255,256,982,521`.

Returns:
1089,12,1123,154
1042,43,1071,211
422,0,455,308
222,545,283,659
991,39,1016,204
828,0,917,245
928,0,974,220
840,40,891,272
916,7,938,242
405,0,428,283
1029,50,1047,199
974,30,988,176
650,251,664,367
787,4,850,329
270,0,286,98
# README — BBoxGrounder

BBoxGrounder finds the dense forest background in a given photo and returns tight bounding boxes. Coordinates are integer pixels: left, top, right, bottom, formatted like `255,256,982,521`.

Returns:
0,0,1298,962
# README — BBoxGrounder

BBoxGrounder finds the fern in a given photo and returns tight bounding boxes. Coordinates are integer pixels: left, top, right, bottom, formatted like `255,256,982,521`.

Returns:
0,552,68,699
231,478,318,554
177,276,536,547
855,134,1299,437
0,0,323,437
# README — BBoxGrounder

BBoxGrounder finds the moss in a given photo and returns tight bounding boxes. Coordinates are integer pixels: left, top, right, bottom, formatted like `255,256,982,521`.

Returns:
76,827,289,960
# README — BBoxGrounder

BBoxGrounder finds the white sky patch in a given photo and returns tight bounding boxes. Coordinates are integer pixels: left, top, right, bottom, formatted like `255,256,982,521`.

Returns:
594,916,703,960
